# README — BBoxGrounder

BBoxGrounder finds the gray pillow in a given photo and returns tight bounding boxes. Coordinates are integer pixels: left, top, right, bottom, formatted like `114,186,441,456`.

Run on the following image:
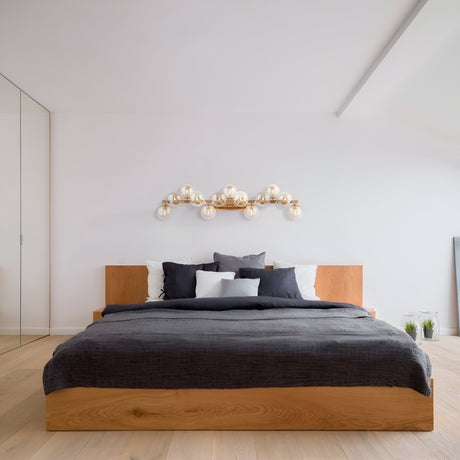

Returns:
221,278,260,297
213,252,265,277
239,267,302,299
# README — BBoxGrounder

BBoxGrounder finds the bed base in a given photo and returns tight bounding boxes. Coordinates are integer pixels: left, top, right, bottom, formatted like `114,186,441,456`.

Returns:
46,381,433,431
49,265,432,431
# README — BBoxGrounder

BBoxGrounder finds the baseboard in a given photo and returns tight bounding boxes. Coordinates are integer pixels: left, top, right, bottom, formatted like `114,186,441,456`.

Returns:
22,327,50,335
0,327,49,335
0,328,20,335
50,327,85,335
0,326,85,336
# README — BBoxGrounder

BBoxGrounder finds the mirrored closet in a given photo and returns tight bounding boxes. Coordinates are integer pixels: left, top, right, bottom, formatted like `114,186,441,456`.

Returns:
0,73,49,354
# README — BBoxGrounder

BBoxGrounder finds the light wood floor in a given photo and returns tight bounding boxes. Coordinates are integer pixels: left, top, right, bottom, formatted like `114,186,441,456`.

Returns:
0,335,459,460
0,335,21,354
0,335,48,355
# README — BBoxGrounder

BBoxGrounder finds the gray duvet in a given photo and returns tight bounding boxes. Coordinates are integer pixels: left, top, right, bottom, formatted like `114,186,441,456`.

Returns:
43,297,432,396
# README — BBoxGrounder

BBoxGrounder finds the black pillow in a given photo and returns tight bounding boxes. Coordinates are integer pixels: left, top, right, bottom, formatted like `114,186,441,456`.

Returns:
239,267,302,299
162,262,218,300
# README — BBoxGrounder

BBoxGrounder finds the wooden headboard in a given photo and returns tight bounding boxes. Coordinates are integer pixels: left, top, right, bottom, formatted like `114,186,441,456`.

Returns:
105,265,363,306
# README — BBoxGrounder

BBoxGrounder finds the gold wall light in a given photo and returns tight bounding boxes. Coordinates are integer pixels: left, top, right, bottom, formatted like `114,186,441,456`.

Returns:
156,184,303,220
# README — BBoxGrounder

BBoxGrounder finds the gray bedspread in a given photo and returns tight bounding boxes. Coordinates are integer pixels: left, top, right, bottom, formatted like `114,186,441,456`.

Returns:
43,297,432,396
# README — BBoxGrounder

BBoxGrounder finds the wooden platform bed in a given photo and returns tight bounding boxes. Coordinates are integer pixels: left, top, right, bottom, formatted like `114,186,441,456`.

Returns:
46,265,434,431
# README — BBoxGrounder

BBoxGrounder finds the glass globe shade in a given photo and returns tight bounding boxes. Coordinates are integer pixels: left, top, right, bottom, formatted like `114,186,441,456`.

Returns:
222,184,238,199
167,192,182,206
278,192,293,206
190,192,205,207
211,192,226,207
265,184,280,199
243,204,259,220
287,203,303,220
201,204,217,220
156,204,172,220
180,184,194,199
255,192,270,207
234,191,249,207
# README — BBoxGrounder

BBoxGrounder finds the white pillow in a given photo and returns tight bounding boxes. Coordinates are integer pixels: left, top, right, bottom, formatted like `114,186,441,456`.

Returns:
195,270,235,298
272,260,319,300
146,258,191,301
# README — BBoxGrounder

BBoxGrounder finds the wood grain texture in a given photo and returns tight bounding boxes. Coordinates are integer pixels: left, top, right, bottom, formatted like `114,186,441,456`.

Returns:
105,264,363,306
92,307,104,322
46,382,433,431
315,265,362,306
105,265,148,305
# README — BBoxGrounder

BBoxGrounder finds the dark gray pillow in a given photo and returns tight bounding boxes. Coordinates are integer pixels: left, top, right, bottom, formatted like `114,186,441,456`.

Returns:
239,267,302,299
162,262,218,300
221,278,260,297
213,252,265,277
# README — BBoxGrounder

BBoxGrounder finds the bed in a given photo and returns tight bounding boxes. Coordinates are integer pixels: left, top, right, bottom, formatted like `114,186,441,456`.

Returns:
44,265,433,431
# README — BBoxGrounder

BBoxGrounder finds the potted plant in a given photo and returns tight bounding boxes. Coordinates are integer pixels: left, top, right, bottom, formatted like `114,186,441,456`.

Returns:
423,319,435,339
405,322,418,341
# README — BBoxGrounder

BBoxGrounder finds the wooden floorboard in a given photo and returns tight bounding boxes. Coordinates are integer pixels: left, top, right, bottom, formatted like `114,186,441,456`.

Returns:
0,335,459,459
0,335,21,355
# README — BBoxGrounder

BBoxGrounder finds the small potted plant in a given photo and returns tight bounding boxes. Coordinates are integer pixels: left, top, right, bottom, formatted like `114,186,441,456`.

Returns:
423,319,435,339
405,322,418,341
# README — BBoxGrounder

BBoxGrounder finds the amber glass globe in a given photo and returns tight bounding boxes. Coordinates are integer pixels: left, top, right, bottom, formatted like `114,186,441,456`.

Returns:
180,184,194,199
201,204,217,220
287,203,303,219
222,184,238,199
243,204,259,220
265,184,280,199
156,204,172,219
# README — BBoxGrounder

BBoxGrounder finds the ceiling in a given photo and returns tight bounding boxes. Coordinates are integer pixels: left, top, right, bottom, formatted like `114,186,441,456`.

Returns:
0,0,419,113
341,0,460,145
0,0,459,141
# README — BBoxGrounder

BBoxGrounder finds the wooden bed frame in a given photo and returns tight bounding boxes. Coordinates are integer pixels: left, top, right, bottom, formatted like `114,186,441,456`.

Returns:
47,265,433,431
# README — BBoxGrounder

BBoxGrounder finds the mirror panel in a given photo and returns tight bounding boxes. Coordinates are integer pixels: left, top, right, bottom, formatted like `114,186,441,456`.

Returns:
20,93,50,344
0,75,21,353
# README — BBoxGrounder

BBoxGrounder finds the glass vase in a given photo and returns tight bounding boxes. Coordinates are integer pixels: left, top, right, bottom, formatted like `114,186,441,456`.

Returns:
419,311,440,341
401,312,422,345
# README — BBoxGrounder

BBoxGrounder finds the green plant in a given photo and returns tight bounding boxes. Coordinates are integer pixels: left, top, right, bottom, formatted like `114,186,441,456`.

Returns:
405,322,417,333
423,319,435,330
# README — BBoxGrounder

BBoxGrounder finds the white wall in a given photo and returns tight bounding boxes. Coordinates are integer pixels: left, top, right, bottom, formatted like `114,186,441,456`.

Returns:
51,112,460,334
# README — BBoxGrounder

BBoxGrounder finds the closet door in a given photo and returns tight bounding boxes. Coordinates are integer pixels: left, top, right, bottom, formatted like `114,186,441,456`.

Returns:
0,75,21,353
20,93,49,344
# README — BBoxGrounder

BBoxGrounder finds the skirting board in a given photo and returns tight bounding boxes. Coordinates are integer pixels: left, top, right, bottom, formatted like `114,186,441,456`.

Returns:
440,327,459,336
50,327,85,335
0,327,49,335
47,381,433,431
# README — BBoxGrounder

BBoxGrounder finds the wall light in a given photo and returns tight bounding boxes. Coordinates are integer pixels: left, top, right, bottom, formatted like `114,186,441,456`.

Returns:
156,184,302,220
